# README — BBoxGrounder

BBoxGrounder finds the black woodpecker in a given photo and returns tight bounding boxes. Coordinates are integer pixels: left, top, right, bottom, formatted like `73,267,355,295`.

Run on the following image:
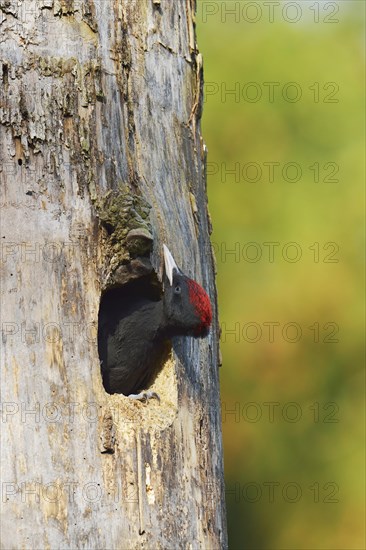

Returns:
98,245,212,401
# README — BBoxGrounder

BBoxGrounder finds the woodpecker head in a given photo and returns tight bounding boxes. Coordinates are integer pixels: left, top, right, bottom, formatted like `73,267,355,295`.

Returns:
162,244,212,338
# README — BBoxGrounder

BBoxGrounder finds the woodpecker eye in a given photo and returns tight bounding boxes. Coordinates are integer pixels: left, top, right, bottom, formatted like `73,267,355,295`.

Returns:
174,285,181,295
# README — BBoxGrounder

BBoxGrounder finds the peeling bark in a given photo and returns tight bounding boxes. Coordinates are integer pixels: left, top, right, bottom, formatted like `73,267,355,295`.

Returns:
0,1,227,548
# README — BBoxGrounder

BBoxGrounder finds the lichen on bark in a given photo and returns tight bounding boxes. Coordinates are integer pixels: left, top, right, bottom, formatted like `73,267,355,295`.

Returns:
96,185,155,288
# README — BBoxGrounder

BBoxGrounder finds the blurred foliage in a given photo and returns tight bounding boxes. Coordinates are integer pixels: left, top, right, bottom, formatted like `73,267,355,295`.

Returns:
196,1,365,548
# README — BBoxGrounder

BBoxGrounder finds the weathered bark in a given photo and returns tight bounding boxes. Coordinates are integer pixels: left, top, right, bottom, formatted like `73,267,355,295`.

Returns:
0,1,226,548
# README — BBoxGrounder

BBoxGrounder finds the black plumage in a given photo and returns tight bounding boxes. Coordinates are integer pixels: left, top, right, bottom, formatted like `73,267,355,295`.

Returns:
98,246,212,396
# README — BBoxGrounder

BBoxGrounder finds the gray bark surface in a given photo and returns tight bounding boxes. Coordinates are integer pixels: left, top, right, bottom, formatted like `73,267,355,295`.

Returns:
0,1,227,548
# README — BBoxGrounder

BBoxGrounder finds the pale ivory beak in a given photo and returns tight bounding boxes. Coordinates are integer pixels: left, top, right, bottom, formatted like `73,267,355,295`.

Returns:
163,244,179,285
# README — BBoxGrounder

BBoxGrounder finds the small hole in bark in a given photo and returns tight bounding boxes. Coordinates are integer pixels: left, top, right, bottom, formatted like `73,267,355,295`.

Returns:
98,274,170,396
101,448,114,455
18,159,23,166
2,64,8,85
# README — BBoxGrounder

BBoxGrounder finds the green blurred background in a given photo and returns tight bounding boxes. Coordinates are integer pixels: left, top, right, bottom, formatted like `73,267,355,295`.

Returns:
196,1,365,548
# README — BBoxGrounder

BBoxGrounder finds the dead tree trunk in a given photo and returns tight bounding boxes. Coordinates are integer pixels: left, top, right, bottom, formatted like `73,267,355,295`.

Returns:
0,1,226,548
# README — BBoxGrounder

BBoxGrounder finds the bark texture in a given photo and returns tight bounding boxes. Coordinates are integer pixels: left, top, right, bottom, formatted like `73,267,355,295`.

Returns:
0,1,227,548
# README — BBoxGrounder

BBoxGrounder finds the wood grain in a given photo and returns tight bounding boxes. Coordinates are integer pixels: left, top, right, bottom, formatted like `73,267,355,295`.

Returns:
0,1,227,548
